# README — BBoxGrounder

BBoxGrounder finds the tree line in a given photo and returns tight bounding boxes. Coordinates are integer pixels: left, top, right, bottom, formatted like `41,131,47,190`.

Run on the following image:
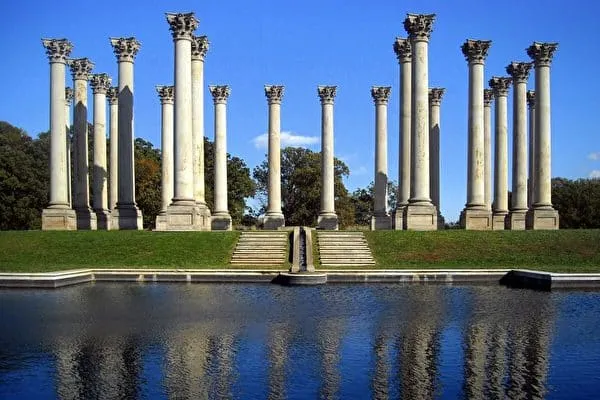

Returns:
1,120,599,230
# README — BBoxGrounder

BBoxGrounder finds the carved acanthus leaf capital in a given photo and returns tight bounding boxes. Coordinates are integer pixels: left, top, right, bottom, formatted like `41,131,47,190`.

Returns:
393,37,411,63
527,42,558,67
89,73,112,94
428,88,445,106
317,86,337,104
403,13,435,42
107,87,119,105
506,61,533,83
69,58,94,81
527,90,536,108
265,85,285,104
42,38,73,63
461,39,492,64
110,37,141,62
483,89,494,106
209,85,230,104
489,76,512,97
156,85,175,104
166,12,199,41
65,87,73,104
191,35,209,60
371,86,391,104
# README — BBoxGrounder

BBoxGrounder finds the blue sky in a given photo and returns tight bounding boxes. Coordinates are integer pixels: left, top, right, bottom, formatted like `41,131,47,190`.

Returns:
1,0,599,222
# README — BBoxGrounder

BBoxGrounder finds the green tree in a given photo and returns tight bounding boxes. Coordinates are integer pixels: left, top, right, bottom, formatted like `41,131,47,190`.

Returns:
552,177,600,228
134,138,161,229
350,181,399,226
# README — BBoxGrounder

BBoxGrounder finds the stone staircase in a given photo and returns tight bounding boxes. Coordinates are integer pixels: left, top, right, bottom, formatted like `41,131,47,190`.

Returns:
230,231,289,266
316,231,376,267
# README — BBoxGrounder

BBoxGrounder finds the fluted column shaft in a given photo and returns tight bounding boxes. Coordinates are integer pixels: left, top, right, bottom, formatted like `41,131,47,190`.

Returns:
211,87,230,215
527,91,536,208
107,88,118,210
157,86,174,213
192,36,208,206
484,90,493,210
265,86,284,222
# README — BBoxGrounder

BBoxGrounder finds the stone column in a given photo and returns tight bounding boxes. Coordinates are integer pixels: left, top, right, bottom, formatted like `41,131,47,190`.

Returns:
489,77,512,230
264,85,286,229
155,86,174,223
392,37,411,230
460,39,492,230
89,73,112,229
107,87,118,211
429,87,445,228
526,42,560,229
317,85,338,230
109,37,143,230
506,61,533,230
41,39,76,230
527,90,536,209
65,87,73,209
70,57,97,230
403,13,437,230
483,89,494,211
371,86,392,230
191,35,211,226
209,85,232,230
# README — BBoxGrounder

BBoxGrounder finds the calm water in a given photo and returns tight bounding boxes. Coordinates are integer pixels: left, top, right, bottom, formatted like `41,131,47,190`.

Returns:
0,283,599,399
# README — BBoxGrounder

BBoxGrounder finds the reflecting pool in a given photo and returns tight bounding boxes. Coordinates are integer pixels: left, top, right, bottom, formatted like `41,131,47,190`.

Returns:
1,284,599,399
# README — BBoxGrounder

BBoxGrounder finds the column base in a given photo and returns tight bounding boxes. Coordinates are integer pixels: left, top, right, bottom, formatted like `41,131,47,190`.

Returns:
392,206,407,230
41,208,77,230
526,208,559,230
507,209,527,230
370,213,392,230
263,213,285,230
317,213,338,230
111,204,143,230
74,207,98,230
405,202,438,231
155,203,211,231
492,212,508,230
212,212,232,231
460,207,492,230
94,209,112,230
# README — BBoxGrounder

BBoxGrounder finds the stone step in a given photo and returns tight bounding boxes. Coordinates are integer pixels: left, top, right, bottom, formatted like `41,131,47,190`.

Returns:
321,260,376,264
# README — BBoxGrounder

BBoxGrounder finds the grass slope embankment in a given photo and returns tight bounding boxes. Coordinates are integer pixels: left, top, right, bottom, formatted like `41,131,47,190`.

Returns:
0,231,240,272
364,230,600,272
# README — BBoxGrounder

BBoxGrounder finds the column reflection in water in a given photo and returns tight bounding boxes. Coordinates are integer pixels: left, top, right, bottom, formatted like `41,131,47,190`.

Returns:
268,322,291,400
317,318,344,399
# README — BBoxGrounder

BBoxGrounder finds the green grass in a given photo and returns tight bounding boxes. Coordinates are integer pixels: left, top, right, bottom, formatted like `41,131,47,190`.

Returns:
363,230,600,272
0,231,240,272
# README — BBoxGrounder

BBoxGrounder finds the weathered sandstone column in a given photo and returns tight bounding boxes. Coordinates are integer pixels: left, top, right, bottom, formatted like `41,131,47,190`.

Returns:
371,86,392,230
41,39,76,230
460,39,492,230
403,13,437,230
109,37,143,230
526,42,559,229
209,85,232,230
483,89,494,211
264,85,286,229
527,90,536,208
191,35,211,227
506,62,533,230
107,87,118,211
155,86,174,219
65,87,73,209
317,85,338,230
89,73,112,229
70,57,97,230
489,77,512,230
392,37,411,230
429,87,445,228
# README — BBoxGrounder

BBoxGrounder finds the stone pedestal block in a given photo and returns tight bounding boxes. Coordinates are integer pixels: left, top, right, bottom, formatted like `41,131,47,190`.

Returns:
156,204,211,231
264,213,285,230
317,213,338,230
111,207,142,230
526,208,559,230
460,208,492,230
492,213,507,230
212,213,232,231
404,203,437,231
508,210,527,230
95,210,112,230
392,207,407,230
75,208,98,230
41,208,77,230
371,213,392,230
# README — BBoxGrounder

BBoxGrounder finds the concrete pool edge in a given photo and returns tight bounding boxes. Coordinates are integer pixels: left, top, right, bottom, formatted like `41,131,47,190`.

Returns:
1,268,600,289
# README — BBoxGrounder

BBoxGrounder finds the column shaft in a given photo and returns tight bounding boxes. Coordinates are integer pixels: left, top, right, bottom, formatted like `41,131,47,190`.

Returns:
73,78,90,211
191,52,206,206
490,78,511,230
399,60,411,205
371,86,391,230
214,102,228,214
317,86,338,230
484,91,493,211
466,63,485,208
92,91,108,211
161,98,174,212
267,101,282,214
511,81,528,211
527,91,536,208
429,100,440,211
108,89,118,210
65,89,72,208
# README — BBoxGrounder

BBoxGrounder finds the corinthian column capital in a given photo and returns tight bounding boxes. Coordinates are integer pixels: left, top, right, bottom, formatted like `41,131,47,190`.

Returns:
89,73,112,94
65,87,73,104
191,35,209,60
166,12,199,41
428,87,445,106
506,61,533,83
317,86,337,104
209,85,230,104
110,37,141,62
42,38,73,63
265,85,284,104
107,87,118,105
527,42,558,67
403,13,435,42
461,39,492,64
69,58,94,80
393,37,411,63
156,85,175,104
483,89,494,106
527,90,536,108
489,76,512,97
371,86,391,105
